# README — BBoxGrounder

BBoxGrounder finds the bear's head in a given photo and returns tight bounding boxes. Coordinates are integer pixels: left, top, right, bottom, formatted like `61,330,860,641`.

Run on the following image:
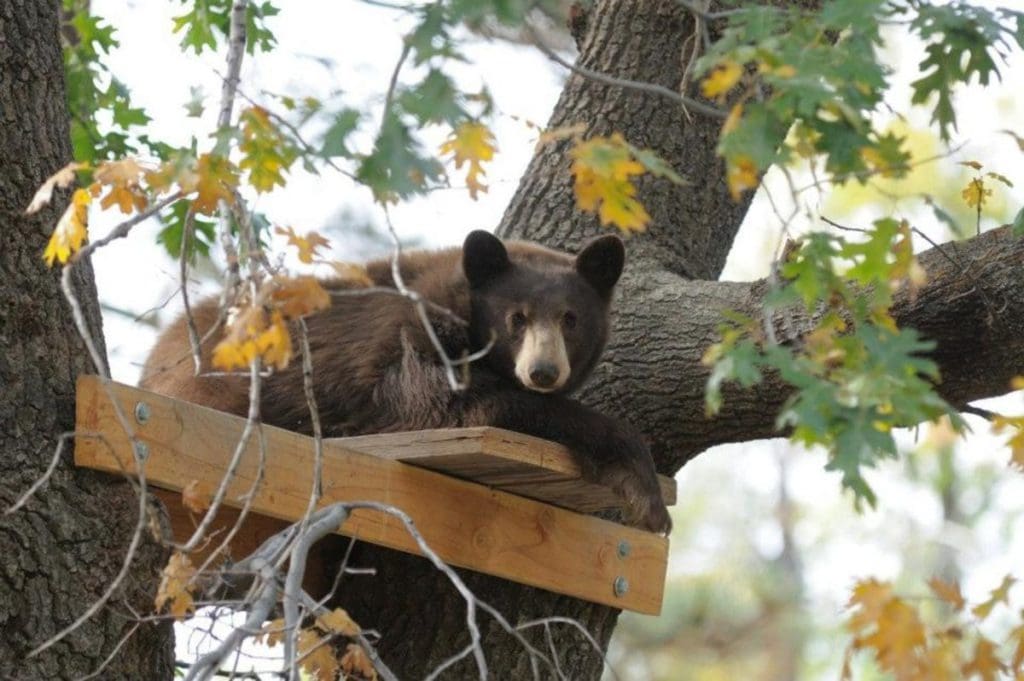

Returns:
462,230,624,394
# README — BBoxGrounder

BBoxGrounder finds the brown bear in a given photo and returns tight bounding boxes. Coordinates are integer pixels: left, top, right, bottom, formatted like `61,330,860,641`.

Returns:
141,230,670,533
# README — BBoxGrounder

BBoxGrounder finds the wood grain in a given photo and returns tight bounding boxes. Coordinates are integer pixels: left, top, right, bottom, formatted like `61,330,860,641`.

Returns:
74,375,669,614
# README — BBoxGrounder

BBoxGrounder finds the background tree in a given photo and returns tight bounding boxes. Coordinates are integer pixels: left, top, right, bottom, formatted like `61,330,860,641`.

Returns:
3,0,1023,679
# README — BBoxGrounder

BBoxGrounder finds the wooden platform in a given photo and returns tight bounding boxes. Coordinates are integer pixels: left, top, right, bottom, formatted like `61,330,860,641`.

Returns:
74,375,673,614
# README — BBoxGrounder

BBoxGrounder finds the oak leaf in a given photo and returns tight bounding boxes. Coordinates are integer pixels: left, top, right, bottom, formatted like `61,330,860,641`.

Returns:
43,188,91,266
181,480,210,514
154,552,196,620
341,643,378,680
297,629,340,681
972,575,1016,620
962,637,1005,681
275,225,330,264
928,576,966,611
271,276,331,319
316,607,360,637
439,121,497,200
701,60,743,101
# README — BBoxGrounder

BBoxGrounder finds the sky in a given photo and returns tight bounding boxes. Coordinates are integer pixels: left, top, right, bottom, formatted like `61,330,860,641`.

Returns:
85,1,1024,677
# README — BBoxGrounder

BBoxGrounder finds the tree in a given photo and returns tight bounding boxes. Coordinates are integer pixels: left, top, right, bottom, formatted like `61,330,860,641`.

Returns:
0,1,173,678
3,0,1023,679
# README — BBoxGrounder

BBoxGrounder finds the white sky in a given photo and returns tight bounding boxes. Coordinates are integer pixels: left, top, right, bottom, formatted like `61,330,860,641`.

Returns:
86,1,1024,677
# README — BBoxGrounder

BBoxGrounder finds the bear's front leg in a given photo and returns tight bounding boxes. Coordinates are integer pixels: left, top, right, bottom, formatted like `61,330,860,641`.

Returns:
458,388,672,534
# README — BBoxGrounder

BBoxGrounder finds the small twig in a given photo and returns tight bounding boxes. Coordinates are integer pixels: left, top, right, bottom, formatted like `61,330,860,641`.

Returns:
180,206,204,374
4,433,74,515
961,404,997,421
525,22,726,120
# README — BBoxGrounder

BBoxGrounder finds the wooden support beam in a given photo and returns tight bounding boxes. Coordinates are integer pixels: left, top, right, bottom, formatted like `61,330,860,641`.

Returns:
74,375,670,614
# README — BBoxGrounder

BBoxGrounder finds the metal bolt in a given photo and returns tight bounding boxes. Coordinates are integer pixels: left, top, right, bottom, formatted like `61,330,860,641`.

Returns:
134,401,151,424
613,576,629,597
134,441,150,461
617,540,631,558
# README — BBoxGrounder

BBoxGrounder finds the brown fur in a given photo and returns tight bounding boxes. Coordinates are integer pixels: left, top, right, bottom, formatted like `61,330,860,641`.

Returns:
141,234,671,532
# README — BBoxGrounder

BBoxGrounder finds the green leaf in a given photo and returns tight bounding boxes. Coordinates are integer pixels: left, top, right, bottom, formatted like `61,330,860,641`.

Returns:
320,108,361,159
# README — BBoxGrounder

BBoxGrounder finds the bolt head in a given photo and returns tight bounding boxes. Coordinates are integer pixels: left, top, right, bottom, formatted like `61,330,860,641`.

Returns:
134,402,151,424
613,576,629,597
617,540,631,558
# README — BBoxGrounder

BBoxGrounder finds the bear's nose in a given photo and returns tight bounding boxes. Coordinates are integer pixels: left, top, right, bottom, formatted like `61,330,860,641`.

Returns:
529,363,560,389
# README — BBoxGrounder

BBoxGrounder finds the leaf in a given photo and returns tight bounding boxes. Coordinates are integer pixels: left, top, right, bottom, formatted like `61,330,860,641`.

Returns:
316,608,360,637
43,188,91,266
1011,207,1024,237
961,178,991,209
275,226,330,264
212,307,293,371
271,276,331,319
961,637,1005,681
726,155,759,201
992,415,1024,470
929,576,966,611
255,618,286,648
439,121,497,200
341,643,378,680
1002,129,1024,152
972,575,1016,620
154,552,196,620
570,134,651,232
239,106,298,193
25,162,86,214
191,153,240,215
701,59,743,100
181,480,210,514
297,629,340,681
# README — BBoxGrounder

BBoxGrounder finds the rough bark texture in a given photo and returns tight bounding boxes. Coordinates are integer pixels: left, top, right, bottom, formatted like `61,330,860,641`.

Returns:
0,2,174,679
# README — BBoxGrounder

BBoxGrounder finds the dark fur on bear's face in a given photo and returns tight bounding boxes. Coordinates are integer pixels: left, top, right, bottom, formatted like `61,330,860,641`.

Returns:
462,230,624,395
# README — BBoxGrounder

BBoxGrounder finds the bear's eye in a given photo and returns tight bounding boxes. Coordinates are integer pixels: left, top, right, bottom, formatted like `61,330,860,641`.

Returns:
563,311,577,330
509,311,527,330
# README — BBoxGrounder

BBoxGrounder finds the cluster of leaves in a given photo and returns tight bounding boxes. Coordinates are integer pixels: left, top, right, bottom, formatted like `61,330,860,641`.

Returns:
568,132,684,232
61,1,152,163
257,608,377,680
703,218,964,506
172,0,279,54
844,575,1023,680
697,1,1024,200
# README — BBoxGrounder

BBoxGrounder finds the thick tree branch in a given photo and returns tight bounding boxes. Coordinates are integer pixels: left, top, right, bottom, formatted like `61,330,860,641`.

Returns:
581,226,1024,473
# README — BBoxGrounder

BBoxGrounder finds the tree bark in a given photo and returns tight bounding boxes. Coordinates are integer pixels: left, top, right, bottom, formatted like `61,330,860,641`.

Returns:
0,2,174,679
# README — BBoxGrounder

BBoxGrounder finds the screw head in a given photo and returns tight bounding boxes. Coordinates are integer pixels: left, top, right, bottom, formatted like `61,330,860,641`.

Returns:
134,402,151,424
613,576,629,597
617,540,631,558
134,441,150,461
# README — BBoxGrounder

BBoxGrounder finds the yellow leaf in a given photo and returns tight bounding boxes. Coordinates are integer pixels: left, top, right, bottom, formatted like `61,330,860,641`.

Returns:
43,188,91,266
191,153,240,215
298,629,340,681
972,575,1016,620
440,121,497,200
1009,623,1024,674
25,162,86,214
993,415,1024,470
275,225,331,264
570,135,651,232
847,578,895,635
154,552,196,620
701,60,743,100
271,275,331,319
341,643,378,680
959,160,984,171
212,306,293,372
928,576,966,611
962,637,1006,681
94,159,149,215
181,480,210,514
316,608,360,637
727,156,759,201
961,178,991,208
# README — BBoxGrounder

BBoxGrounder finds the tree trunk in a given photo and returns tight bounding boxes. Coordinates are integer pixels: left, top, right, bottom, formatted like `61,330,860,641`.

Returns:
0,2,174,679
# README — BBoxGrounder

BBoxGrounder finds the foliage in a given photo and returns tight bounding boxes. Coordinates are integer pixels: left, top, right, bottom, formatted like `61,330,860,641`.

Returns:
697,1,1024,200
844,575,1024,680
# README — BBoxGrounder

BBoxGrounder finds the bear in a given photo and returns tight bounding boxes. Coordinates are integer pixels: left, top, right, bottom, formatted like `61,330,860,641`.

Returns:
140,230,671,533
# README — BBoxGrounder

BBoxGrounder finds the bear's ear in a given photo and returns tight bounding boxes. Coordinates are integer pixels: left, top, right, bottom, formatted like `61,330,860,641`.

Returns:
575,234,625,298
463,230,511,288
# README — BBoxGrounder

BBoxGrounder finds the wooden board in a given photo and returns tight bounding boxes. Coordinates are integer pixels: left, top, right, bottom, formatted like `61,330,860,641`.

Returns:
336,428,676,513
74,376,669,614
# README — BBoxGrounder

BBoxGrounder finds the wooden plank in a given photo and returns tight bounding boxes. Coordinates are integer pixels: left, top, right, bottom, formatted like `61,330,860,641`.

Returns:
74,376,668,614
336,428,677,513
